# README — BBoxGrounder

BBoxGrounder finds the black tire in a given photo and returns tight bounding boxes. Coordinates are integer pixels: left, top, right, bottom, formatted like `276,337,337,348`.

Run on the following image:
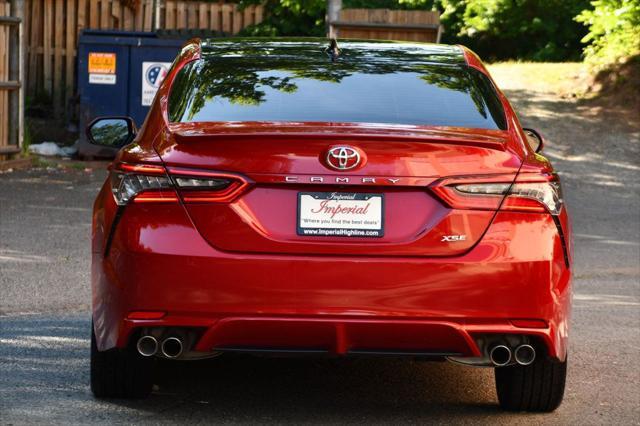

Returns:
90,322,154,398
495,353,567,412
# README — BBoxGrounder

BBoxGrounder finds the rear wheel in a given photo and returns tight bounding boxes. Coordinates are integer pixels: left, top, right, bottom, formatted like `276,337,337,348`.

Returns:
90,322,154,398
495,353,567,412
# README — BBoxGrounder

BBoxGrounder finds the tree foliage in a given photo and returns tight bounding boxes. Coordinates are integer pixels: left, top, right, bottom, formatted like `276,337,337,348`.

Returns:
344,0,435,9
344,0,590,61
238,0,326,36
575,0,640,66
435,0,591,61
238,0,638,64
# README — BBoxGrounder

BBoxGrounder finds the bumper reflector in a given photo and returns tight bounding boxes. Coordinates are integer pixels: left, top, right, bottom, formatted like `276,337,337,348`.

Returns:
127,311,167,320
511,319,548,329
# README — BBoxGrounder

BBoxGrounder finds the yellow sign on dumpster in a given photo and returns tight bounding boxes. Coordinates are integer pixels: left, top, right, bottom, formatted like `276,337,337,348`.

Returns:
88,52,116,85
88,52,116,74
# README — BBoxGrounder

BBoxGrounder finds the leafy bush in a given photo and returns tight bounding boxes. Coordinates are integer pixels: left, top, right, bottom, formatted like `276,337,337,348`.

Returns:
437,0,591,61
347,0,591,61
238,0,326,36
575,0,640,67
240,0,640,64
344,0,435,9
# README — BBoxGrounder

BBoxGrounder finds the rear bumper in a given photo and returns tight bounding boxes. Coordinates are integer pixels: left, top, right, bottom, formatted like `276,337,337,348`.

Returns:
119,316,560,359
92,203,572,360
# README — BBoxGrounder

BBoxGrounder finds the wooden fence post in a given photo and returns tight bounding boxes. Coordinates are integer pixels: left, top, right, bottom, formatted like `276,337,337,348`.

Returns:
0,0,24,156
331,8,442,43
327,0,341,38
9,0,24,152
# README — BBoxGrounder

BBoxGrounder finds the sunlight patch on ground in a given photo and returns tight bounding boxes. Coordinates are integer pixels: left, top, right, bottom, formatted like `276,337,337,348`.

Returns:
0,335,89,349
24,204,91,212
574,293,640,307
487,62,589,96
0,249,52,264
545,151,640,171
575,234,640,246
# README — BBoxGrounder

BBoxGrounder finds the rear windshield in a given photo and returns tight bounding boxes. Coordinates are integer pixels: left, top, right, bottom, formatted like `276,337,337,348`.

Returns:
168,58,507,130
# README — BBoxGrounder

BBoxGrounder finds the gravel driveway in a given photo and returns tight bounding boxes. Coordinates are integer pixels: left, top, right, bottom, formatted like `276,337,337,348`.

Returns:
1,72,639,424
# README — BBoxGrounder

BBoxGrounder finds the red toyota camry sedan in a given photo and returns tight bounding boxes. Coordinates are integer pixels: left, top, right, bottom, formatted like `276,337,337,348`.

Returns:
88,38,572,411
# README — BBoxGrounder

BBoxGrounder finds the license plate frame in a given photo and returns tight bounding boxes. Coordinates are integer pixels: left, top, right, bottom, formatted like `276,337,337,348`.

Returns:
297,192,384,238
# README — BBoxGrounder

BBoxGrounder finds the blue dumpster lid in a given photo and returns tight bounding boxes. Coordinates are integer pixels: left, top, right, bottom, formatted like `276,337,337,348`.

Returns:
78,30,186,47
82,29,159,38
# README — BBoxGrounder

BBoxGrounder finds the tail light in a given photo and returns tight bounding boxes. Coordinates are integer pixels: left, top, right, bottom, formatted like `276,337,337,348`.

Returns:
431,174,563,215
110,163,175,205
167,167,250,203
110,163,250,205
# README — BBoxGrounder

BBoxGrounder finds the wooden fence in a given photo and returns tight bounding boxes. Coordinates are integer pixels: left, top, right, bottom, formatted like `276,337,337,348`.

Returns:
23,0,264,118
0,0,24,157
329,8,442,43
0,1,9,153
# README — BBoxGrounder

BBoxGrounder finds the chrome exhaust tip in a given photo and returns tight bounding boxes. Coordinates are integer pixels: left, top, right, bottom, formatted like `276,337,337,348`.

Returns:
514,344,536,366
161,337,184,359
136,335,158,357
489,344,512,367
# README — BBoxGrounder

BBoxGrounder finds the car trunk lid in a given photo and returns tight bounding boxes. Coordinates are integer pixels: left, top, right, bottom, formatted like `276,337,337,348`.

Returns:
154,124,521,257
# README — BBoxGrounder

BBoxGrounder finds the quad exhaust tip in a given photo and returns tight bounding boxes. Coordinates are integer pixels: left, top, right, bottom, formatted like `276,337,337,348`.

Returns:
136,335,158,357
514,344,536,366
161,337,184,359
489,344,512,366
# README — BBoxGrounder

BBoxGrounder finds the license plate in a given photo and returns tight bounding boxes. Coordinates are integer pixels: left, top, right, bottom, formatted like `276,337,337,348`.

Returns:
297,192,384,237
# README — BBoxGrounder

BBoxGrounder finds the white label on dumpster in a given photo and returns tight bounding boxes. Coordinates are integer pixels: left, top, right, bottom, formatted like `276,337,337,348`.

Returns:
141,62,171,106
89,74,116,85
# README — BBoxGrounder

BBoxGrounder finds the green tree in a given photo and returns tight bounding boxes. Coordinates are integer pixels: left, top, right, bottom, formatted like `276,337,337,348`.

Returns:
239,0,595,61
575,0,640,66
437,0,591,61
345,0,436,9
239,0,327,36
348,0,593,60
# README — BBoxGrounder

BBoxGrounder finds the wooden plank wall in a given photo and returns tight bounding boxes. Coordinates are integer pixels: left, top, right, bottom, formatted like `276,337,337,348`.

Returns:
24,0,264,119
0,0,10,151
333,9,441,43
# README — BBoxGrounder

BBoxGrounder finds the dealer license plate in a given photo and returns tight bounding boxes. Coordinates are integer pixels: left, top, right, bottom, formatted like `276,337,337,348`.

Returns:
297,192,384,237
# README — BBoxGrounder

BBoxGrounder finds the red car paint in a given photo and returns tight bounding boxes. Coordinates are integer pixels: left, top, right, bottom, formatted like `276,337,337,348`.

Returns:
91,39,572,364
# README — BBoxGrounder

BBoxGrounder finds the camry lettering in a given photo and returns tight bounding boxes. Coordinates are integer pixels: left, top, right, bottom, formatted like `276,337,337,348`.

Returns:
284,176,401,184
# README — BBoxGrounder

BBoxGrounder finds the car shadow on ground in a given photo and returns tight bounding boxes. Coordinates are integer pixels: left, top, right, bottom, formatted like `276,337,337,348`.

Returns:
0,314,534,423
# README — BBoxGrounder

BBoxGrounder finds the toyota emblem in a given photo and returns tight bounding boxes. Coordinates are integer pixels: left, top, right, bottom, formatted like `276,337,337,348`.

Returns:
325,146,361,171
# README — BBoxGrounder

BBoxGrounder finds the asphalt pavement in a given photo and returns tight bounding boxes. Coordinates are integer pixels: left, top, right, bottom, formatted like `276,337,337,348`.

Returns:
1,87,639,424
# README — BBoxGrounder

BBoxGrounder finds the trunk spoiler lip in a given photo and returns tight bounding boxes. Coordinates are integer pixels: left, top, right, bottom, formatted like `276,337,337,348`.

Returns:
168,122,510,149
